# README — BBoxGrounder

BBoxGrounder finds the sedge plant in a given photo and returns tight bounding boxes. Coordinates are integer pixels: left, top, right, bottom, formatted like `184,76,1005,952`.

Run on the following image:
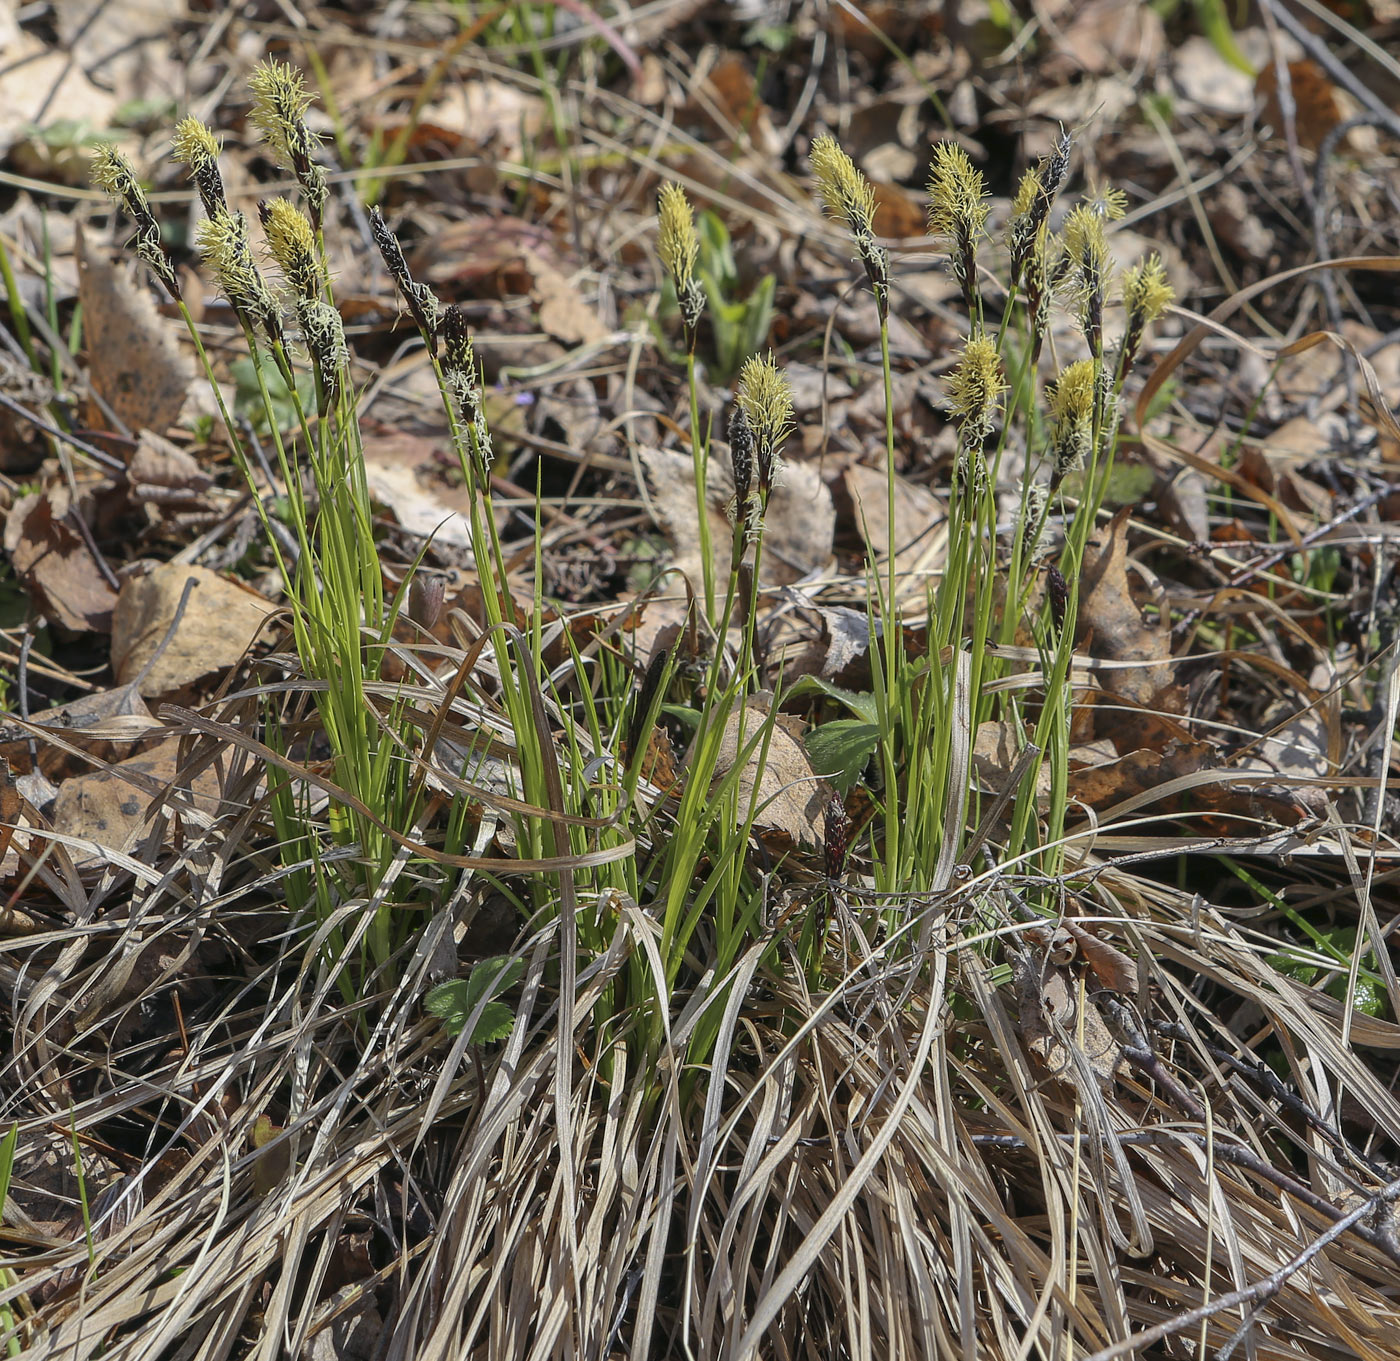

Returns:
92,65,560,992
806,129,1173,926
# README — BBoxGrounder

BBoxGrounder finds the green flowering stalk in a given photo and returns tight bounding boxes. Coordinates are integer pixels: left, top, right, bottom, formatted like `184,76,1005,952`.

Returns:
1047,360,1096,483
945,335,1005,496
368,205,440,344
196,208,283,343
927,143,990,319
248,59,328,228
90,145,181,299
657,182,705,351
810,134,889,319
442,305,493,481
172,117,227,219
811,132,901,728
657,181,715,621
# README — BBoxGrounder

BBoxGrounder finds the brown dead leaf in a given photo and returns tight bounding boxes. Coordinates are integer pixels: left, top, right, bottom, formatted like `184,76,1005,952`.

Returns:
128,429,214,506
409,216,555,296
1063,922,1140,994
362,425,480,550
111,563,277,697
1078,508,1176,709
1015,958,1122,1086
0,682,160,782
843,463,945,596
51,737,223,865
77,226,194,435
705,694,827,850
4,487,118,633
1238,442,1333,522
639,445,834,592
1257,60,1343,152
530,254,607,346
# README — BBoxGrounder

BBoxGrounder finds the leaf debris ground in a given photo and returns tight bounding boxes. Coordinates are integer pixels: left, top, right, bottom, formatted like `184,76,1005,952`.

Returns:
2,3,1400,1359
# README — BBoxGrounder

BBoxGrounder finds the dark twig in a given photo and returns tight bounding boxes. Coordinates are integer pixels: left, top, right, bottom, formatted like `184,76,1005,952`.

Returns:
0,390,127,473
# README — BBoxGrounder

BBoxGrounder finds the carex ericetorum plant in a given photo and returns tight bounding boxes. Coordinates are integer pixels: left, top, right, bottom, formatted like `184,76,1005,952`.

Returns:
94,61,546,990
802,128,1173,918
93,61,1171,1050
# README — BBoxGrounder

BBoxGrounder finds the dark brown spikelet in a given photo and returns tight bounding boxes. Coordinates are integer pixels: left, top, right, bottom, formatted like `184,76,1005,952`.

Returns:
1047,564,1070,629
729,403,757,537
824,795,853,880
368,207,440,342
442,305,471,375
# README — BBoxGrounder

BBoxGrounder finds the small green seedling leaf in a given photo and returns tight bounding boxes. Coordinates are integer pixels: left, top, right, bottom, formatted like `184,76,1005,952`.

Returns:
425,956,525,1044
805,719,881,793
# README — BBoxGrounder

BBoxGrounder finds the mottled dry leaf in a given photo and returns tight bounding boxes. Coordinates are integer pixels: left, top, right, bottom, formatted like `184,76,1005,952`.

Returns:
1015,959,1122,1086
706,694,827,850
128,429,213,504
529,253,607,346
1064,923,1140,994
77,226,194,435
974,721,1052,801
4,488,118,633
111,563,277,697
51,738,222,865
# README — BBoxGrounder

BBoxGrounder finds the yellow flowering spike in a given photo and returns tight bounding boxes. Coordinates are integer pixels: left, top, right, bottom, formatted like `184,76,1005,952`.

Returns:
1048,359,1097,478
1063,204,1110,281
260,197,320,298
197,209,281,334
90,143,137,198
945,335,1005,426
737,352,794,494
248,59,327,223
248,59,315,161
811,133,888,312
172,117,222,172
811,134,877,241
926,142,989,242
1048,360,1096,426
1010,168,1040,221
657,182,698,291
927,142,989,310
1122,253,1173,328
